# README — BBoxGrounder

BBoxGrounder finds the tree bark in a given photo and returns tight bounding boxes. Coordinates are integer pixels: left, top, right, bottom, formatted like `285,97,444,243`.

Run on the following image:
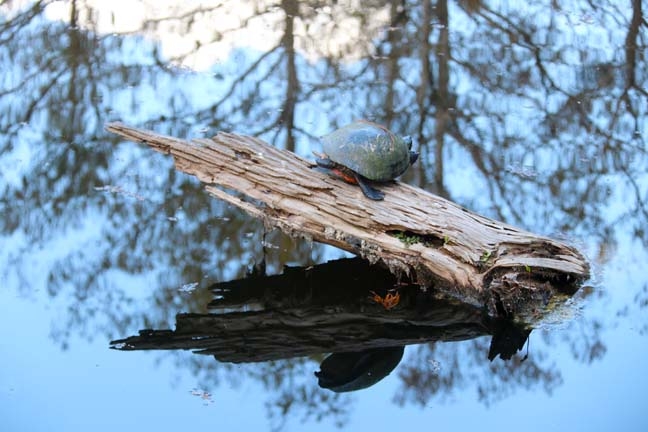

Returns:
105,122,589,311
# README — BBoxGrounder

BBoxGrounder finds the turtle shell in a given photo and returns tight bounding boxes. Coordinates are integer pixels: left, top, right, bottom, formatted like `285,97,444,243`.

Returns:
321,120,413,182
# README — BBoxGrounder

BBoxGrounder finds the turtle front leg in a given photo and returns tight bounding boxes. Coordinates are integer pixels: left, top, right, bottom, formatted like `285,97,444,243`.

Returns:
354,173,384,201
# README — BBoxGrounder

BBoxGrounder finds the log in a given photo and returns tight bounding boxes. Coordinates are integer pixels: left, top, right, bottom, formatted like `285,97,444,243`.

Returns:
105,122,589,315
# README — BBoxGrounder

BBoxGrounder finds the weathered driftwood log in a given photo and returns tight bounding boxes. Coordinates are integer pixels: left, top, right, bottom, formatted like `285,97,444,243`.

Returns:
105,122,589,313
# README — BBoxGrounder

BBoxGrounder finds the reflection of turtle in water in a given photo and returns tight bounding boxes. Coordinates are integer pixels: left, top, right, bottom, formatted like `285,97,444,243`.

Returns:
315,346,405,393
315,120,419,200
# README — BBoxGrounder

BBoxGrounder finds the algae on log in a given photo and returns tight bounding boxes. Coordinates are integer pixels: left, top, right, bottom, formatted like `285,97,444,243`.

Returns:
105,122,590,315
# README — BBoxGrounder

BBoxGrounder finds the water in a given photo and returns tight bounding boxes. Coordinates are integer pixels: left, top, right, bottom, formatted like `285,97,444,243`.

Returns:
1,1,647,431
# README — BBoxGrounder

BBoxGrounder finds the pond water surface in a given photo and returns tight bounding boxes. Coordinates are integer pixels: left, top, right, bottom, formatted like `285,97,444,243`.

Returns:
1,1,647,431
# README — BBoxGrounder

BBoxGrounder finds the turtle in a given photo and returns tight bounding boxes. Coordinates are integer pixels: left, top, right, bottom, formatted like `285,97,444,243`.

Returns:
314,120,419,200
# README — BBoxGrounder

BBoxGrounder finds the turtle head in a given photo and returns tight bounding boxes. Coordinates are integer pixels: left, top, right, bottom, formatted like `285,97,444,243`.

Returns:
409,150,419,166
402,136,419,166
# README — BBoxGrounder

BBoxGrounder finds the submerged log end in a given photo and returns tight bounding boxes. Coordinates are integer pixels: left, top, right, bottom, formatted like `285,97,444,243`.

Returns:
480,243,590,317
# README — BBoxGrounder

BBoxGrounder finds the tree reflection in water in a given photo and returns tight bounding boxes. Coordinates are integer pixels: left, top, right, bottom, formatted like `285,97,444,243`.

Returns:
0,0,646,429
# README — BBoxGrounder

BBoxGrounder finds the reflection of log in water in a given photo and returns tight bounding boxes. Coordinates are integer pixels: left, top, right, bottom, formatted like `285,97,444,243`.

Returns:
111,258,532,363
105,122,589,316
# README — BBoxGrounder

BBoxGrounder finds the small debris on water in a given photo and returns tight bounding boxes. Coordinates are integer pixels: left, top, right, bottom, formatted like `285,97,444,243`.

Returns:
94,185,146,201
190,388,214,405
505,164,538,179
112,342,132,349
261,240,280,249
427,359,441,373
179,282,199,293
